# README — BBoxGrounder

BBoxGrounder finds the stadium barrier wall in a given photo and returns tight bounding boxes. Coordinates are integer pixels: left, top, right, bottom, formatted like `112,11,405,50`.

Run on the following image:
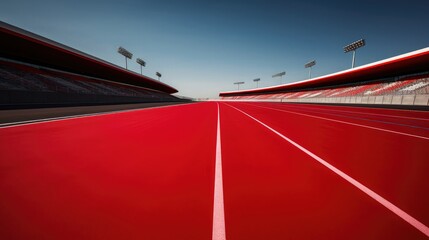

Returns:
0,90,181,108
297,94,428,106
220,94,429,106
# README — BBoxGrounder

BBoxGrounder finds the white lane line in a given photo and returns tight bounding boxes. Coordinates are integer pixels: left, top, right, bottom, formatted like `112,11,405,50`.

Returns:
246,103,429,141
225,103,429,237
274,104,429,121
212,103,226,240
0,112,112,128
0,103,195,129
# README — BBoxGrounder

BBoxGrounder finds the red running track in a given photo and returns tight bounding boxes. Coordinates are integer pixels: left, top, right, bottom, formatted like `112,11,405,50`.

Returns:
0,102,428,239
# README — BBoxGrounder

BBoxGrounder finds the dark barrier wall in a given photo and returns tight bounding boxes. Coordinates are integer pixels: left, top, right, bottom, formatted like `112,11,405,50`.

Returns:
0,90,183,108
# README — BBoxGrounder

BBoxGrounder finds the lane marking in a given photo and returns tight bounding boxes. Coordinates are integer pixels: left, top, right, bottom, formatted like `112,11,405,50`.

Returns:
225,103,429,237
270,103,429,121
0,103,195,129
212,103,226,240
0,112,113,128
260,104,429,130
244,103,429,141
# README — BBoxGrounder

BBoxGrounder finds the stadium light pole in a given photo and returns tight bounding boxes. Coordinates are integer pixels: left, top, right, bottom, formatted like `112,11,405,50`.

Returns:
272,71,286,84
117,47,133,70
156,72,162,81
344,39,365,68
305,60,316,79
136,58,146,75
253,78,261,88
234,81,245,90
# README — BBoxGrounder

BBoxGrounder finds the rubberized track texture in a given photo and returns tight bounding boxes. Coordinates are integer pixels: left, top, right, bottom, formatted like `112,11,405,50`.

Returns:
0,102,428,239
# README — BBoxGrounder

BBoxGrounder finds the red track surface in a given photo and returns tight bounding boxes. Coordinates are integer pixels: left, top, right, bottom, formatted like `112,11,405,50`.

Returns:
1,102,428,239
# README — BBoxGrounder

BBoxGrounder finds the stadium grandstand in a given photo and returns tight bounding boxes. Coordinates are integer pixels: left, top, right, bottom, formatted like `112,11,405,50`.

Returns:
0,21,185,107
220,48,429,107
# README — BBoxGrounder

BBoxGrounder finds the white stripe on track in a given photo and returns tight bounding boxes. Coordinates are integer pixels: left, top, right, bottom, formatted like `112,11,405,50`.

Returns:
278,104,429,121
212,103,226,240
0,112,112,128
0,103,195,129
225,103,429,237
246,103,429,141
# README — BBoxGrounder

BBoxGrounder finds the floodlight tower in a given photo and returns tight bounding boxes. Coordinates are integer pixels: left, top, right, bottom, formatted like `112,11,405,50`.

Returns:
344,39,365,68
234,81,245,90
156,72,162,81
253,78,261,88
136,58,146,75
117,47,133,70
304,60,316,79
272,71,286,84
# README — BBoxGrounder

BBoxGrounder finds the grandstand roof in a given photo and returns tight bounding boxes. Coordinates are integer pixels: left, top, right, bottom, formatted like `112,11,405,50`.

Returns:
220,47,429,97
0,21,178,94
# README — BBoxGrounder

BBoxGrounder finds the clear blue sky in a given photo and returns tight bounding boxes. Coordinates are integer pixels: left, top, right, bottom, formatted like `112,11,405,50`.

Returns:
1,0,428,98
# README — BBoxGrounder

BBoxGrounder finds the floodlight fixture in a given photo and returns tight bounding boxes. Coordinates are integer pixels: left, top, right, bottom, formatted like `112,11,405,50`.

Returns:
272,71,286,84
234,81,245,90
156,72,162,81
117,47,133,69
343,39,365,68
136,58,146,75
253,78,261,88
304,60,316,79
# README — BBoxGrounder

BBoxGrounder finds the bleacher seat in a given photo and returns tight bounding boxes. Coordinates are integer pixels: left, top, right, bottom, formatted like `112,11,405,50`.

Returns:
0,60,176,101
221,72,429,103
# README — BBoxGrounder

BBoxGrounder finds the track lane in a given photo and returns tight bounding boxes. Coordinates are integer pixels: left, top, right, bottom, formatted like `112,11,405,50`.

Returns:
249,103,429,138
0,102,217,240
1,100,427,239
219,103,427,239
0,102,187,125
0,103,195,128
270,103,429,129
227,102,429,228
275,103,429,120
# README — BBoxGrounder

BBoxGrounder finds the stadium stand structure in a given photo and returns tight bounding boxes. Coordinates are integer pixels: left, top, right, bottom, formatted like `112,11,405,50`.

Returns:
219,48,429,106
0,21,184,107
